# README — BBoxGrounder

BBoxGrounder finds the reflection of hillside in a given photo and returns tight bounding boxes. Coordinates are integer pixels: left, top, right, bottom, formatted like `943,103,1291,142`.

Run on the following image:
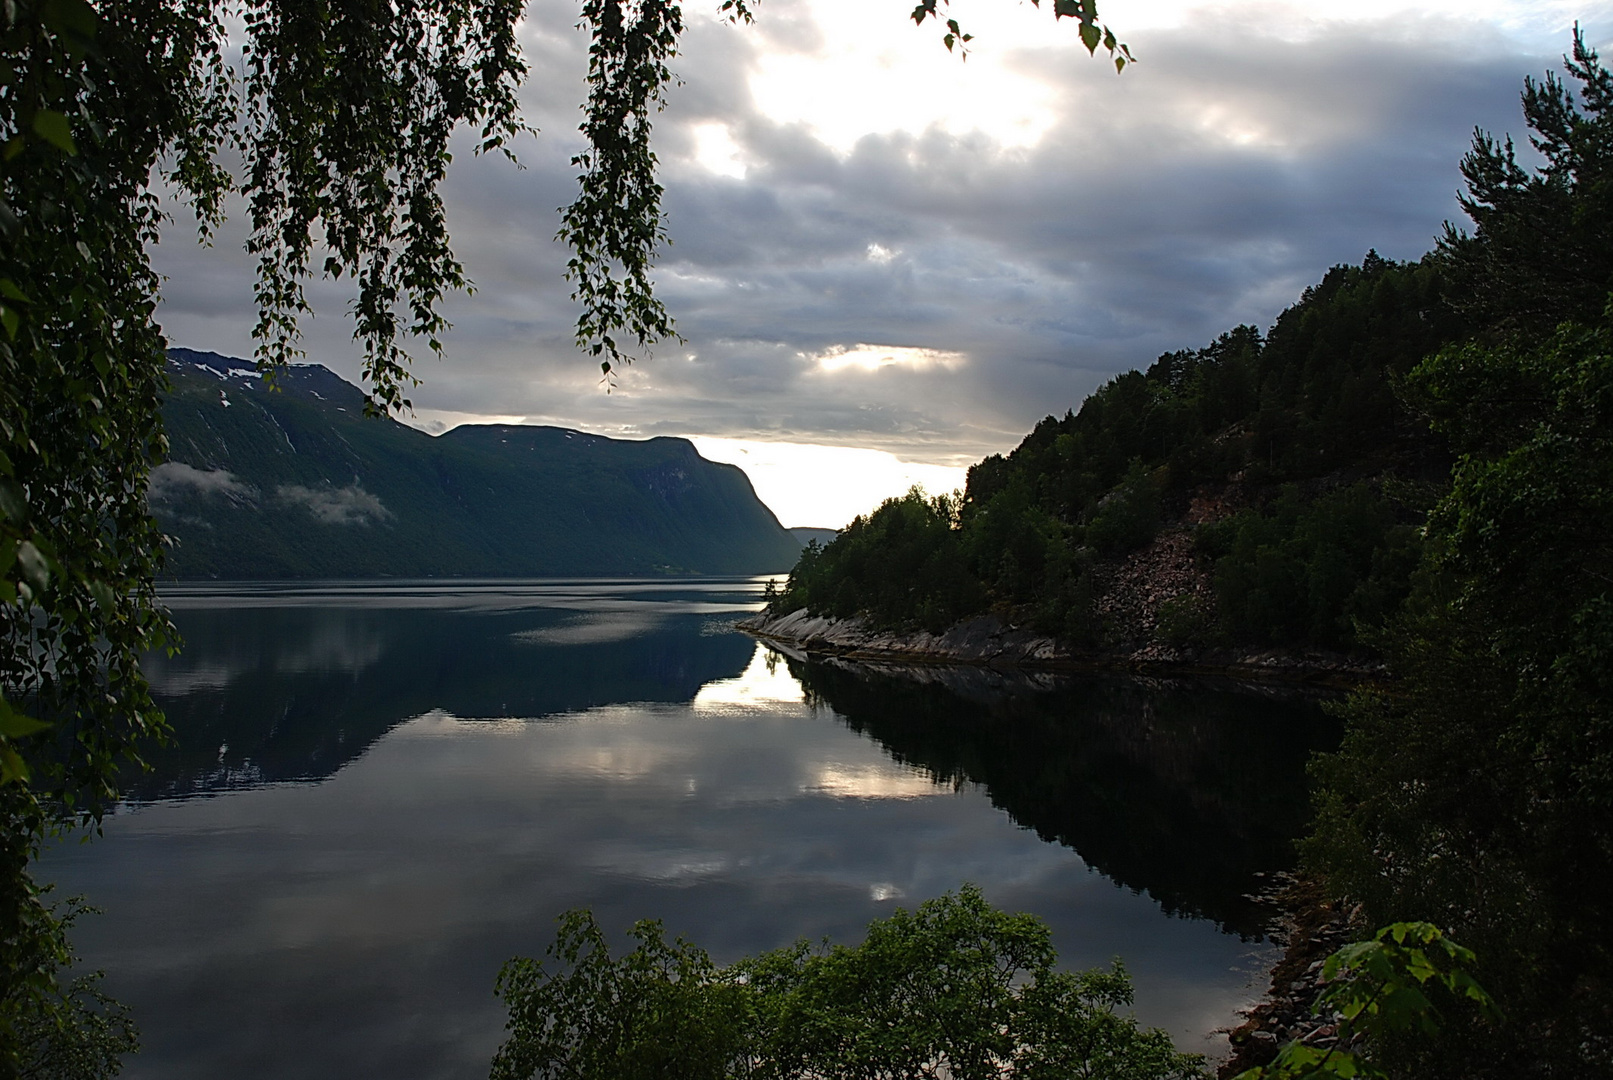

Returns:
784,655,1341,938
130,606,755,801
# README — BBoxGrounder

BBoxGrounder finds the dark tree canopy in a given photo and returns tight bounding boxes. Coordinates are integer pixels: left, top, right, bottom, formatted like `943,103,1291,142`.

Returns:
1440,28,1613,335
1306,43,1613,1070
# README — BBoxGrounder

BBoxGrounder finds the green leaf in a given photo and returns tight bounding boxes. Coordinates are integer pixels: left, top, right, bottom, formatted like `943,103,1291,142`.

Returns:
0,478,25,524
0,697,50,739
31,110,78,154
1078,22,1101,53
0,743,30,785
42,0,97,40
16,539,50,596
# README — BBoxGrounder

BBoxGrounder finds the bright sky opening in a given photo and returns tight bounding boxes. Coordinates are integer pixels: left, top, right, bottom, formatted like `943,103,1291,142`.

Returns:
691,437,968,530
807,344,968,374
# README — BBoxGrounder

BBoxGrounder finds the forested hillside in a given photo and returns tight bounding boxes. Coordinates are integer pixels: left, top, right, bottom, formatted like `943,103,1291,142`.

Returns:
773,250,1464,654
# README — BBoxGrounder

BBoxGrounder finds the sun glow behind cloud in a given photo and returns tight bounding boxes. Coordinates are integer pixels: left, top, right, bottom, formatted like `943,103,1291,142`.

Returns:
691,122,748,179
746,0,1070,153
807,343,967,374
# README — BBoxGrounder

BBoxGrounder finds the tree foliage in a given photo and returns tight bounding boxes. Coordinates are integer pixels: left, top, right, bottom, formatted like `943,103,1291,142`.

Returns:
765,36,1613,1076
1303,32,1613,1078
773,488,988,634
1233,923,1499,1080
1439,29,1613,336
3,896,138,1080
492,885,1202,1080
1307,320,1613,1078
2,3,190,1060
0,0,529,1064
1198,483,1424,649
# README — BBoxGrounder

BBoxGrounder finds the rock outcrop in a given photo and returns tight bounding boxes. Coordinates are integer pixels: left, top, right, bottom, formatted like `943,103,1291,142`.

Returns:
738,608,1065,668
741,604,1380,686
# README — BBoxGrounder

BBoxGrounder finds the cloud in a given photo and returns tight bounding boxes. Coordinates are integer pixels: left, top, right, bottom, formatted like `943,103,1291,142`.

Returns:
275,484,394,526
147,1,1572,481
149,462,257,504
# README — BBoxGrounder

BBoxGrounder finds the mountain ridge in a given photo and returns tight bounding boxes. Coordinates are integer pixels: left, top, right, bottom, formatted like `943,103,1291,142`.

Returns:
156,349,802,578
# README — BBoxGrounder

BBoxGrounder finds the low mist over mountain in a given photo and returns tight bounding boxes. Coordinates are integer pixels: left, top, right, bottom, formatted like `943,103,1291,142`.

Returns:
156,350,802,578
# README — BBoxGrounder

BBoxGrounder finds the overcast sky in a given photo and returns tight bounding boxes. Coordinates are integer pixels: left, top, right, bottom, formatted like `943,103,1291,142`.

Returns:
149,0,1611,527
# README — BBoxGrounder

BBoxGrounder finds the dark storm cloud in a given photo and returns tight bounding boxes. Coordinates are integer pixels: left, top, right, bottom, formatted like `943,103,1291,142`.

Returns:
149,3,1563,463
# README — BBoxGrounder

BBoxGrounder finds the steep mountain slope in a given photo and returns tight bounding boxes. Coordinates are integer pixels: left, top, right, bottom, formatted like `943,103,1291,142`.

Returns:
156,349,801,577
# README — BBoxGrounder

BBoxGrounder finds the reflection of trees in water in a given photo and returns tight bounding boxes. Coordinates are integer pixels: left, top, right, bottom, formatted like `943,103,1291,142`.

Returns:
786,656,1341,938
134,607,1337,938
129,607,755,801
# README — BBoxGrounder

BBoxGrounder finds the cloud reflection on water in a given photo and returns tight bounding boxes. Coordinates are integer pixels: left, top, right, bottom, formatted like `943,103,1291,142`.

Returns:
45,581,1316,1079
691,645,807,713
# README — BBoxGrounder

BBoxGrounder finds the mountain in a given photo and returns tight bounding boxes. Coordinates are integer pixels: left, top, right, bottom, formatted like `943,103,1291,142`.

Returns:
155,349,801,578
788,527,839,548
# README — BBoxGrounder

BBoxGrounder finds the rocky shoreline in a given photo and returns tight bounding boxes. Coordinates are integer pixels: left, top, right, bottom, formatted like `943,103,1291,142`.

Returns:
1219,878,1359,1077
744,519,1390,689
738,607,1381,689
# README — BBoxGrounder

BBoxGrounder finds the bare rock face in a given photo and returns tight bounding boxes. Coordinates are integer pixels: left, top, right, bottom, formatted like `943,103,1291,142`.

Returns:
1092,528,1217,658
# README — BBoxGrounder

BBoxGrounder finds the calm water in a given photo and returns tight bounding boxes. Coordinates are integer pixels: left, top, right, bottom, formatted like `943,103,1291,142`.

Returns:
42,579,1338,1079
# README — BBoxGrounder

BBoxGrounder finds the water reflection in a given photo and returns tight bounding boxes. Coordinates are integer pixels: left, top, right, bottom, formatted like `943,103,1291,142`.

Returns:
41,582,1336,1079
784,656,1339,936
691,647,808,713
131,582,758,800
